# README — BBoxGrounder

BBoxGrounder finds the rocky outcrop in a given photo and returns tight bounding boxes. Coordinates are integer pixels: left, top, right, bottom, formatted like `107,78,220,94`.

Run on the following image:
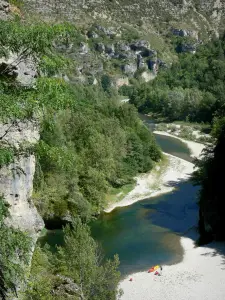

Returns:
0,53,37,86
121,63,137,75
54,275,80,299
114,77,129,88
0,0,10,20
1,155,44,234
23,0,225,39
0,119,44,236
130,40,150,52
171,28,198,40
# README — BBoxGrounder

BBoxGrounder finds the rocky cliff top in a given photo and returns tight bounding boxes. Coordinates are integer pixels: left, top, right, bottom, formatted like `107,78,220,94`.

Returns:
23,0,225,38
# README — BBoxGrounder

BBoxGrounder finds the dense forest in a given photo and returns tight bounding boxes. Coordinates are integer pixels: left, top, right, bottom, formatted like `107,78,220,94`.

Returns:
128,35,225,123
0,19,161,298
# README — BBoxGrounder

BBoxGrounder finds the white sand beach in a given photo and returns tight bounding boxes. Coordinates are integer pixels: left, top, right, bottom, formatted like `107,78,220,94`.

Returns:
119,234,225,300
105,154,194,213
153,130,205,159
105,132,205,213
118,134,225,300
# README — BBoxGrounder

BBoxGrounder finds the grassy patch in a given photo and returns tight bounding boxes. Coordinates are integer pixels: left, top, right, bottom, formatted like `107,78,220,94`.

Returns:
105,183,135,205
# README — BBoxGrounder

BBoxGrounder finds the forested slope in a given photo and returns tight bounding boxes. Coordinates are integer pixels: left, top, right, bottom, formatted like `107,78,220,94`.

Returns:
0,18,161,298
129,34,225,123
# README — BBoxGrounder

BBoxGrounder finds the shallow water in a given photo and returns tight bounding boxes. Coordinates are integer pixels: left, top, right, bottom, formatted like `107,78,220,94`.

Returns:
91,182,198,276
139,113,192,162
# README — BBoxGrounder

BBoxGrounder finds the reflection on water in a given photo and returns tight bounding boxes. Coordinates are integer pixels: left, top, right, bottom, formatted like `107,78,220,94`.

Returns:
139,113,192,162
154,134,192,162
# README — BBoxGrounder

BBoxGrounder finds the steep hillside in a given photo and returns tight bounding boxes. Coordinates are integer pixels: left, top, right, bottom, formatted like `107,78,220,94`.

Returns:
18,0,224,82
23,0,225,38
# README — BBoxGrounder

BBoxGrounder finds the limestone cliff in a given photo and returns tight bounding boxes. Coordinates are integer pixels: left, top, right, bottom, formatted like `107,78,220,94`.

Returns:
0,120,44,239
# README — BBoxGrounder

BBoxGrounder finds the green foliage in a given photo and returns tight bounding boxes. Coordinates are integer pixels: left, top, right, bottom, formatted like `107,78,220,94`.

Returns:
121,26,140,42
0,18,161,298
0,197,31,296
130,34,225,123
57,218,121,300
0,20,73,58
26,219,121,299
0,148,14,167
101,74,112,93
8,0,24,8
34,87,161,221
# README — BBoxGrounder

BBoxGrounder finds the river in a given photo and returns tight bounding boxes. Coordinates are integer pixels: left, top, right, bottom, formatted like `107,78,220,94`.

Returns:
39,114,199,277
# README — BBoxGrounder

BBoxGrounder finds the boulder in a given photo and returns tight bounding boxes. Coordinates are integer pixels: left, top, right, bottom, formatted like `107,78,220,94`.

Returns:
87,30,99,39
180,43,196,53
79,42,89,54
130,40,150,51
95,42,105,53
121,63,137,75
105,44,115,54
157,58,167,68
118,52,134,59
171,28,188,37
141,48,157,57
0,53,37,86
95,25,117,37
137,54,146,69
148,59,159,74
116,42,131,52
115,77,129,88
171,28,198,39
54,275,80,297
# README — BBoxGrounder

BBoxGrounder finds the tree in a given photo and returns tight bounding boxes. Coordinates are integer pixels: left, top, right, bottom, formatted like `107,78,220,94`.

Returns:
56,218,122,300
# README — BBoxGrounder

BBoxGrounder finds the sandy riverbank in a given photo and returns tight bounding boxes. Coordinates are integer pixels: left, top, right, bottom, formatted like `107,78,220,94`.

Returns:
105,153,194,213
118,134,225,300
119,231,225,300
153,130,205,159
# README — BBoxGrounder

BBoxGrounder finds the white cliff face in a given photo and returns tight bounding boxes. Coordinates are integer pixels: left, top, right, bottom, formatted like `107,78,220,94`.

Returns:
0,154,44,234
0,53,38,86
0,120,40,148
0,120,44,235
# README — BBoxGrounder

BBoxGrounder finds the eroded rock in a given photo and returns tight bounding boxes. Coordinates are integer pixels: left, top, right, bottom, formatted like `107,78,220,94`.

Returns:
0,53,37,86
0,0,10,20
121,63,137,75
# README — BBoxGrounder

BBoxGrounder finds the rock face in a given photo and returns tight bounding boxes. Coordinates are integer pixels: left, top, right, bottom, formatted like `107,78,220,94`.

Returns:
0,0,10,20
114,77,129,88
1,155,44,234
0,120,44,236
0,53,37,86
171,28,198,39
121,63,137,75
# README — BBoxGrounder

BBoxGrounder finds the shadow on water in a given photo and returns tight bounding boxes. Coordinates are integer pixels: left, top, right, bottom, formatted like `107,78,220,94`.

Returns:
39,229,64,252
91,180,199,276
